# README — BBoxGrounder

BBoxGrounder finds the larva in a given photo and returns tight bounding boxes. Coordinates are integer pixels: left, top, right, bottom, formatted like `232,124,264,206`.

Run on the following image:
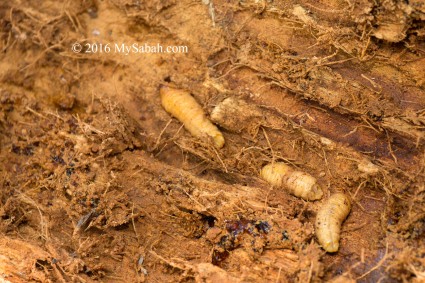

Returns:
160,86,225,148
315,193,351,252
260,162,323,201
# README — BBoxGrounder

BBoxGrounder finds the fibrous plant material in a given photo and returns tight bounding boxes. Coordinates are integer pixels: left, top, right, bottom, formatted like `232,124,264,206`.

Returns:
210,97,264,133
260,162,323,201
315,192,351,253
160,86,225,148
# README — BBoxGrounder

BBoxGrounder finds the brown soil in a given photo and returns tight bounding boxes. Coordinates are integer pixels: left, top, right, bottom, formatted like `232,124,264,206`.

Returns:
0,0,424,282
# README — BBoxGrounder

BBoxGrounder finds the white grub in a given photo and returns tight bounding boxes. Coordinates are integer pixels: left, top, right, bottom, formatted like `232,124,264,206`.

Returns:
315,193,351,253
160,86,224,148
260,162,323,201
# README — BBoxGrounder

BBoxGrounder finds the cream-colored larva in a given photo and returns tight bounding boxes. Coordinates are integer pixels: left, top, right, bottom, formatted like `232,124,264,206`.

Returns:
260,162,323,201
315,192,351,253
160,86,225,149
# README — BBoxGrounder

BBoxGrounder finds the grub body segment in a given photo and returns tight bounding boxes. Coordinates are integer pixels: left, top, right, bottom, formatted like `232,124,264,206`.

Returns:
315,192,351,252
160,86,224,148
260,162,323,201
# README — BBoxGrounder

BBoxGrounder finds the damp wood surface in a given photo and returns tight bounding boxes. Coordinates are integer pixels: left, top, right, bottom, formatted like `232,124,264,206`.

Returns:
0,0,424,282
